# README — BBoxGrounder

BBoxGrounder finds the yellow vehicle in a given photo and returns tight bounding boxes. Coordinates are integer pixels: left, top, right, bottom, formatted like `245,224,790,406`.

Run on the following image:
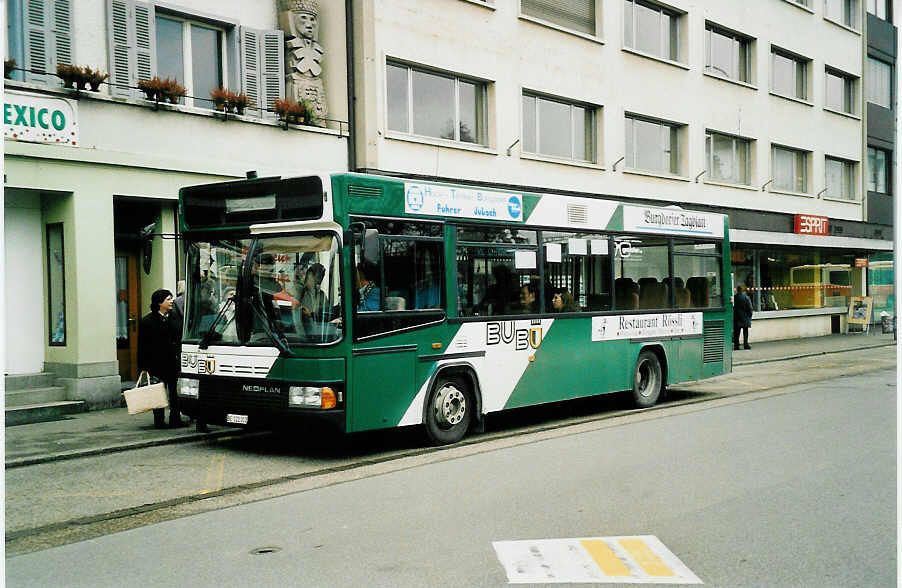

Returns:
789,264,852,308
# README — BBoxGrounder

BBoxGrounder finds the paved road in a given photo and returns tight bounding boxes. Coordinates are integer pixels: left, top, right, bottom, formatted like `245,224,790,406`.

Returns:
6,368,896,587
5,346,896,556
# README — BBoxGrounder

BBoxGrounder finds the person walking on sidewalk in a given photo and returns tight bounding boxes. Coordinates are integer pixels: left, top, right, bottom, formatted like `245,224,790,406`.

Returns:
733,285,753,350
137,289,185,429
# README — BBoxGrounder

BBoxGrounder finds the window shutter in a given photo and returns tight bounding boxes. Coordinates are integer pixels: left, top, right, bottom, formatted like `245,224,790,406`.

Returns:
23,0,52,84
50,0,73,70
240,27,261,116
260,29,285,119
107,0,155,98
521,0,595,35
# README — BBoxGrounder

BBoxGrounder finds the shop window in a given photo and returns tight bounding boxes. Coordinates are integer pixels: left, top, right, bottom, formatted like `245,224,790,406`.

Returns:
47,223,66,345
457,226,538,316
825,68,857,115
521,0,596,35
623,0,683,62
522,93,596,163
614,237,670,310
543,231,612,312
867,147,891,194
705,23,752,83
772,145,809,193
706,131,751,185
757,250,855,311
866,57,893,109
625,114,684,175
825,156,856,200
6,0,73,85
771,48,809,101
387,61,488,145
107,1,284,116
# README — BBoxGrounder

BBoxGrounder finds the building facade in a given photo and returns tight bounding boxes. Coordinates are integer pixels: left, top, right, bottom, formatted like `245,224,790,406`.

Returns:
349,0,895,341
4,0,350,407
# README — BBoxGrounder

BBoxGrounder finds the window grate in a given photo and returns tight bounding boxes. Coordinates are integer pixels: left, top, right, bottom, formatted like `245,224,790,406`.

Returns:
348,185,383,198
703,320,724,363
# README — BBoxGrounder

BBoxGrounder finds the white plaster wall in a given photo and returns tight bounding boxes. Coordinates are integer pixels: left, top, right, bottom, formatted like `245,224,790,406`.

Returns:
365,0,864,222
4,191,45,374
749,315,838,342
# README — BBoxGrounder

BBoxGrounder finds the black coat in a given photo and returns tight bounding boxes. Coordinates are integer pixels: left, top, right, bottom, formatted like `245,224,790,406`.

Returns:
137,311,180,382
734,292,753,328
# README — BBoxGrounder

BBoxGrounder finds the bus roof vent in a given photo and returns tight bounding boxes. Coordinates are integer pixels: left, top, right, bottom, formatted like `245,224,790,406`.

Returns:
567,203,589,225
348,185,383,198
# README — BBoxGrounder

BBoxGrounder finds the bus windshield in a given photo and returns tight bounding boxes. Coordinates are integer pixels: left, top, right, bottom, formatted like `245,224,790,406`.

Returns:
184,233,342,346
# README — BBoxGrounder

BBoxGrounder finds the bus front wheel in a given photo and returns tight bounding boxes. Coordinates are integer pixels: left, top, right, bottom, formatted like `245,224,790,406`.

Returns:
632,350,662,408
425,376,471,445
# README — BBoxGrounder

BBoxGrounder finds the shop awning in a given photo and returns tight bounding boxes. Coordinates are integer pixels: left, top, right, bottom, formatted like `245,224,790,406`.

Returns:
730,229,893,251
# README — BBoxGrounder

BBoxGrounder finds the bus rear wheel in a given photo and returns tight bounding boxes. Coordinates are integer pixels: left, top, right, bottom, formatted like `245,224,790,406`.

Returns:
632,350,662,408
425,376,471,445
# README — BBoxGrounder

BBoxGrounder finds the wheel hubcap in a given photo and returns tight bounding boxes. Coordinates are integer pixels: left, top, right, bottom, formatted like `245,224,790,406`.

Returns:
434,384,466,428
637,360,658,398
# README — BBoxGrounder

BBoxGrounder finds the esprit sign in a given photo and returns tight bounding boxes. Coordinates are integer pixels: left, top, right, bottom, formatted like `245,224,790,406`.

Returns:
794,214,828,236
4,90,78,146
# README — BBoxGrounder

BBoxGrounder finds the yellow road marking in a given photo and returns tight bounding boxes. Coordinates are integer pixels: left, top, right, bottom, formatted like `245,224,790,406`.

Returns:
619,538,675,577
580,539,631,576
200,455,225,494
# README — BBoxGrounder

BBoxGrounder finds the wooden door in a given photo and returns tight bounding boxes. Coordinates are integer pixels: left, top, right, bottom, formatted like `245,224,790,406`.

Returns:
115,252,140,381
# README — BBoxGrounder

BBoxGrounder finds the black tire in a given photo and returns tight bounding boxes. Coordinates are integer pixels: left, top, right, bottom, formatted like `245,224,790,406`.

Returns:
424,375,472,445
631,349,663,408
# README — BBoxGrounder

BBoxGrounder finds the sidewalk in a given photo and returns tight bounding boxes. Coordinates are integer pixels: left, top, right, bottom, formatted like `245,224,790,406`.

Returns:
5,331,896,468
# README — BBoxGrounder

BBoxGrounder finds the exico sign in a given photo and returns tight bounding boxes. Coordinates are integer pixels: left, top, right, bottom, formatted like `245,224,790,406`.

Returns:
4,90,78,146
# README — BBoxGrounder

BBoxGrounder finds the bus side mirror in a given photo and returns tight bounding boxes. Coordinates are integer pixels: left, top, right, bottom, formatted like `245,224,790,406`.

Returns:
139,222,155,275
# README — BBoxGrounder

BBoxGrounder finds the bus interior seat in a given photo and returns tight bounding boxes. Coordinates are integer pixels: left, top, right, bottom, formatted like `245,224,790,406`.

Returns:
586,294,609,311
686,277,710,307
615,278,639,310
639,280,667,309
384,296,407,310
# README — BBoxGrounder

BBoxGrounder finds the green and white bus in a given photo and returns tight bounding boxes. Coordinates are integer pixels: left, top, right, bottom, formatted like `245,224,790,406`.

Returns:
176,173,732,444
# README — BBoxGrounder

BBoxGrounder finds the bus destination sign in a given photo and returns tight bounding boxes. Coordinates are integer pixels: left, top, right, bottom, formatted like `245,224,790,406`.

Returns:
623,206,724,238
404,183,524,222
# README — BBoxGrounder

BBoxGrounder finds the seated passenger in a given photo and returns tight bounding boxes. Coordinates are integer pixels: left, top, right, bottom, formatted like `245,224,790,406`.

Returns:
356,262,381,311
298,263,327,319
551,288,579,313
519,280,541,314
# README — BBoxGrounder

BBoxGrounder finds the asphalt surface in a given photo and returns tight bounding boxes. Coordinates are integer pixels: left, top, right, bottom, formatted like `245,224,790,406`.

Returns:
6,368,896,587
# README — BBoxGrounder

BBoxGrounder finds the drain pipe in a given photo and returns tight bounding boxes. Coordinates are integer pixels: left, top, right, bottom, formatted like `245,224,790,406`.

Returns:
345,0,357,172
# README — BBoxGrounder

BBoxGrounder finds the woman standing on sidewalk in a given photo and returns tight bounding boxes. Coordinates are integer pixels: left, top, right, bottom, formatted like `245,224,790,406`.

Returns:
137,289,184,429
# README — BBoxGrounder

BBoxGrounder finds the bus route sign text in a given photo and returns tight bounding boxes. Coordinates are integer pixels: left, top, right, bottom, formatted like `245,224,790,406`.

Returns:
405,182,524,223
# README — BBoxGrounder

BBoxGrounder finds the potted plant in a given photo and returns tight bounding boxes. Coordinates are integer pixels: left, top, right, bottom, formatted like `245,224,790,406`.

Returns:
273,98,310,125
82,66,109,92
137,76,166,102
210,87,230,112
5,58,16,79
162,77,186,104
56,64,88,89
226,92,251,115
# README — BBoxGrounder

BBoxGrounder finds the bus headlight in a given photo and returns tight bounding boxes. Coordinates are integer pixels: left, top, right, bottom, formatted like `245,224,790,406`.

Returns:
288,386,337,409
177,378,199,398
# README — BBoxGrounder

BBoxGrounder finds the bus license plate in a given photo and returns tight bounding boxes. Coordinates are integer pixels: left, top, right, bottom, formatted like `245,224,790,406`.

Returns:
226,413,248,425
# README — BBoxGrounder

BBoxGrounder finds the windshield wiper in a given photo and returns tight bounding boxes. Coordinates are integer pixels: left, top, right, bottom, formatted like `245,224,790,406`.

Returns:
247,294,294,356
198,296,235,349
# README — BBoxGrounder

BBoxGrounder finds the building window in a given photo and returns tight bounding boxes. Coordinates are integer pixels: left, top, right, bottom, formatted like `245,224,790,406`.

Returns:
771,48,809,100
705,24,751,83
156,14,223,109
625,115,683,175
787,0,810,6
866,57,893,108
6,0,73,85
825,0,859,28
825,157,856,200
772,145,808,193
522,93,595,162
706,132,751,185
387,61,487,145
623,0,682,62
867,147,891,193
825,68,856,114
47,223,66,345
867,0,890,20
521,0,596,35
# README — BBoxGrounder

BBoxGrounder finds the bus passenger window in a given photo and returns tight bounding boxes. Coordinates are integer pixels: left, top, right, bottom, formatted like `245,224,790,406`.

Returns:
615,237,670,310
542,231,611,313
673,241,722,308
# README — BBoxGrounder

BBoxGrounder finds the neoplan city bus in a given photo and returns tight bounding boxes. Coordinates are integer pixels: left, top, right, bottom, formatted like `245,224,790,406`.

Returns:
176,173,732,444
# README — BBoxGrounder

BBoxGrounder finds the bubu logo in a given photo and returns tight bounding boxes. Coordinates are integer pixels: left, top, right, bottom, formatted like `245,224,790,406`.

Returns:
486,321,542,351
